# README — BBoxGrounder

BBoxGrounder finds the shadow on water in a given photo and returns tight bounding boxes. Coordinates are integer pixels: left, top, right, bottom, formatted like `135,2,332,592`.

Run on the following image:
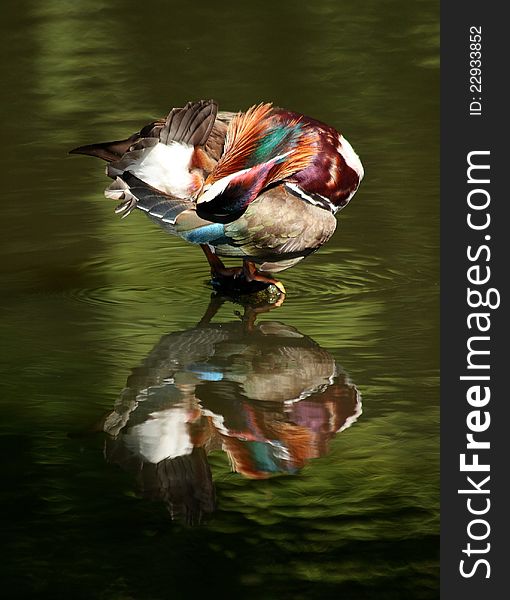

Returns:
101,296,361,524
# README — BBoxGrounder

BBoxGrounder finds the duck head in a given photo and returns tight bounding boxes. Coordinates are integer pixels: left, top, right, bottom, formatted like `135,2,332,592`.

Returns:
196,156,285,218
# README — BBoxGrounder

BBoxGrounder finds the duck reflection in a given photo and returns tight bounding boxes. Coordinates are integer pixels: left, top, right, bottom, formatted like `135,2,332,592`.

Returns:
103,299,361,523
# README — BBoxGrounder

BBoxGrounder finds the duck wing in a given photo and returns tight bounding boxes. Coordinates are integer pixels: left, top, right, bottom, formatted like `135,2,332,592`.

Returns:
70,100,219,161
106,172,193,230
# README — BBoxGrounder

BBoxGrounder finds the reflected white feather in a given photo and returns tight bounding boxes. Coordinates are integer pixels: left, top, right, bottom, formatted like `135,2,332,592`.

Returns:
123,407,193,463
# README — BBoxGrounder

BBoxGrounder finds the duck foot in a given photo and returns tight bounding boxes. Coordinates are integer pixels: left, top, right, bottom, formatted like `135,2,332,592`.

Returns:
201,246,285,303
242,261,286,297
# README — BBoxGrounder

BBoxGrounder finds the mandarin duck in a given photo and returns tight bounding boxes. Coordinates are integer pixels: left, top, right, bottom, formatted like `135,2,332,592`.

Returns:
70,99,364,297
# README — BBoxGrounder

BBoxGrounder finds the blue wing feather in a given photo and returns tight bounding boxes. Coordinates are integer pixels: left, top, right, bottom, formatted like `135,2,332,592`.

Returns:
179,222,228,245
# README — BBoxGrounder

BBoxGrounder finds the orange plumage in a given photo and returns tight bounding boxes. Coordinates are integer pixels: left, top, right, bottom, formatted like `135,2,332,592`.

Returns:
205,102,317,187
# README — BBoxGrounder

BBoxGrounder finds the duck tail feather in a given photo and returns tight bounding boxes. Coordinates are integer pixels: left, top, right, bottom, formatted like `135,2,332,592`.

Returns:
69,118,165,162
69,135,139,162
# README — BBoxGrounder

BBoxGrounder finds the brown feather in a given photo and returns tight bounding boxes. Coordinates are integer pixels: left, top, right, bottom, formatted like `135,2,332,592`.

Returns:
69,119,165,162
69,135,138,162
160,100,218,146
203,119,229,161
206,103,275,183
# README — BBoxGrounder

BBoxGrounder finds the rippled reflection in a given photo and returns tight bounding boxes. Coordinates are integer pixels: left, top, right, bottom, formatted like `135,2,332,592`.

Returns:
102,299,361,523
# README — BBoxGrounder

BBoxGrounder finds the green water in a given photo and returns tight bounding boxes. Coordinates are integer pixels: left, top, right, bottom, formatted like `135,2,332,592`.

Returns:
1,0,439,598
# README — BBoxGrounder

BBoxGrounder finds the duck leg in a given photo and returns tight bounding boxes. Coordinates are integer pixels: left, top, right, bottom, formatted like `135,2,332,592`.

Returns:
239,302,282,331
200,245,243,279
197,295,226,327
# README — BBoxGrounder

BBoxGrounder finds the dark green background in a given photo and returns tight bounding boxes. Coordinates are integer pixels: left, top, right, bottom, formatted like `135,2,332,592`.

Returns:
1,0,439,598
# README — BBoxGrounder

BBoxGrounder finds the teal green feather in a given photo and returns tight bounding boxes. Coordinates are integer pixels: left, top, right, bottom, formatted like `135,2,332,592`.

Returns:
248,124,304,166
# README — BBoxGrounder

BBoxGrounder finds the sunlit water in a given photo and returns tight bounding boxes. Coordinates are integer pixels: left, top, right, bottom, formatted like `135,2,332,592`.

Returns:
1,1,439,598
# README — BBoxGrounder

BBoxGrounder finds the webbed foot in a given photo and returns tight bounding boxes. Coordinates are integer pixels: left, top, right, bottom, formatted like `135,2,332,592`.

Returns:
242,260,286,301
